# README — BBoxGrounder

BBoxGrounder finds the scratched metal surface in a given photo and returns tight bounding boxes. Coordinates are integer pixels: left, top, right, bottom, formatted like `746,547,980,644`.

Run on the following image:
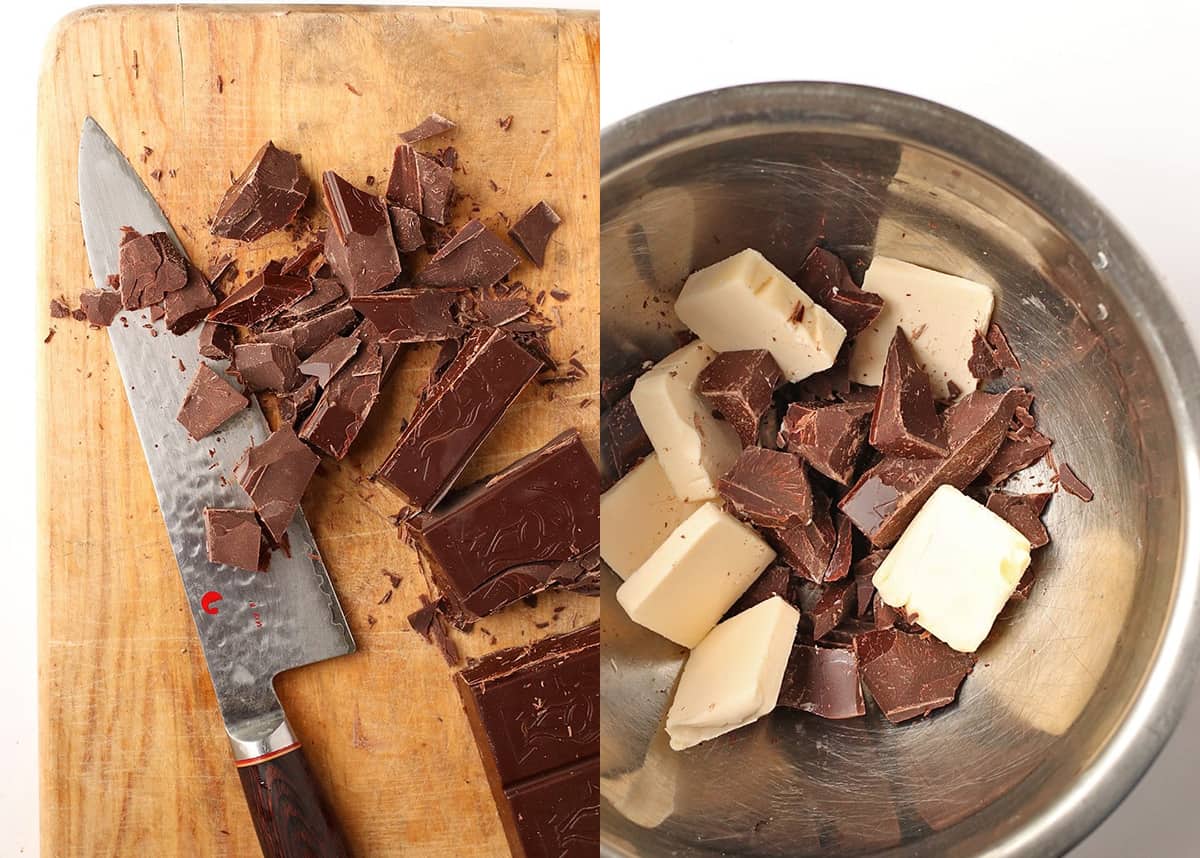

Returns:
77,118,354,744
599,84,1200,857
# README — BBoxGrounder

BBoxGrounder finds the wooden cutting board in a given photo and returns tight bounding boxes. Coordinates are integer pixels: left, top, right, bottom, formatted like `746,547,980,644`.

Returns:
37,6,598,856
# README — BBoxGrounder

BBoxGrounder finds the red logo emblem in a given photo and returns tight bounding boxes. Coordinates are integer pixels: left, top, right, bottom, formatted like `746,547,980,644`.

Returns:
201,591,223,615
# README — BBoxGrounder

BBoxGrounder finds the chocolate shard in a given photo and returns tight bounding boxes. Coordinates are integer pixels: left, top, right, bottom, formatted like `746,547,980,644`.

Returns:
50,298,69,318
233,426,320,544
717,447,813,529
232,342,302,393
257,304,358,359
385,144,454,225
276,277,346,324
779,642,865,719
697,349,782,446
407,595,460,666
79,289,122,327
206,269,311,326
1057,461,1094,502
203,508,270,572
118,228,188,310
968,330,1003,380
279,239,325,277
507,201,562,267
456,623,599,858
164,263,217,335
399,112,457,144
198,322,236,360
459,291,532,328
416,219,519,290
298,339,388,458
600,394,652,484
378,328,542,510
729,565,794,616
176,363,248,440
322,170,402,297
771,491,837,583
986,323,1020,370
388,205,425,252
855,629,976,724
796,246,883,337
210,141,309,242
298,336,359,386
278,377,319,425
985,429,1053,484
870,327,948,458
986,491,1051,549
352,289,465,343
408,429,600,625
806,578,857,640
840,389,1021,547
780,400,872,485
823,513,854,582
852,550,889,618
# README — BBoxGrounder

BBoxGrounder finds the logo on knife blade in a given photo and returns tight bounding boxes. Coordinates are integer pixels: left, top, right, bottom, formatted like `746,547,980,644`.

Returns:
201,591,223,615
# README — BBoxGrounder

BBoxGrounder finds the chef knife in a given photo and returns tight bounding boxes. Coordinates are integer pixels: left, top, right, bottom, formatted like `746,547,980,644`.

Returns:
78,117,354,858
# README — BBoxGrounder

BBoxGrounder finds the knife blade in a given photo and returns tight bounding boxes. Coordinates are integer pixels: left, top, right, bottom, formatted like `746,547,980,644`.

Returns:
78,117,353,857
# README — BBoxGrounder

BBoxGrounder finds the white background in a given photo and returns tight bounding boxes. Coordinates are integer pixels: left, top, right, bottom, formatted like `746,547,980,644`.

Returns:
5,1,1200,856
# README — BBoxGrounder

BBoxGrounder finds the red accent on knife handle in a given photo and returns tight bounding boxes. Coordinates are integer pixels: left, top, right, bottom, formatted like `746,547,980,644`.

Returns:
236,743,351,858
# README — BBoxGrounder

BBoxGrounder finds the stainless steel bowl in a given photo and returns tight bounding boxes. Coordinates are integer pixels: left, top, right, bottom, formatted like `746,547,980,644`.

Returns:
599,82,1200,857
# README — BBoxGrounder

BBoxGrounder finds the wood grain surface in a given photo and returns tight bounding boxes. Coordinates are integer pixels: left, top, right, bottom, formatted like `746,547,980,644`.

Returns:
37,6,599,856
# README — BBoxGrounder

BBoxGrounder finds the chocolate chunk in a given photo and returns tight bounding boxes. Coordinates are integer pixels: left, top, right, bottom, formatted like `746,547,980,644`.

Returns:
416,219,519,290
276,277,346,324
385,144,454,225
840,389,1021,546
232,342,302,392
507,201,562,267
278,377,319,425
198,322,236,360
203,508,270,572
807,578,857,640
385,144,422,212
855,629,976,723
258,304,358,359
986,491,1051,548
206,269,310,326
600,394,651,482
870,328,948,458
459,292,533,328
1057,461,1094,502
118,228,188,310
163,263,217,335
986,323,1020,370
298,339,388,458
407,595,460,666
279,240,325,277
780,400,872,485
388,205,425,252
399,113,457,144
176,363,248,440
852,551,889,618
717,447,812,528
795,246,883,337
352,289,465,343
823,513,854,582
456,623,599,858
409,430,600,625
149,303,166,323
233,426,320,544
697,349,782,446
210,141,309,241
49,298,69,318
378,327,542,509
771,492,837,583
78,289,122,327
789,356,853,403
985,429,1053,484
779,643,865,719
299,336,359,386
968,330,1002,380
730,565,794,616
322,170,402,296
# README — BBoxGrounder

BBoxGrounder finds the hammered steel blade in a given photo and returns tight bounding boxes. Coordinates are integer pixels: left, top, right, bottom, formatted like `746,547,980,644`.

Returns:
77,117,354,746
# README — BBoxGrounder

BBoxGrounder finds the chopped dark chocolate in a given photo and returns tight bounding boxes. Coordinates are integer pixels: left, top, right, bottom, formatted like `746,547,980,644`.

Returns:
233,426,320,544
779,643,865,719
206,269,310,326
49,298,69,318
986,323,1020,370
968,330,1002,380
806,578,856,640
1057,461,1094,502
322,170,402,296
210,141,310,242
729,565,794,616
870,327,948,458
377,327,541,510
795,246,883,337
176,363,248,440
198,321,236,360
408,429,600,625
717,447,812,528
352,289,465,343
299,336,359,386
79,289,122,327
986,491,1051,548
416,219,519,290
460,292,533,328
508,201,562,267
258,304,358,359
771,492,837,583
852,551,889,618
232,342,302,393
600,394,652,483
298,339,388,458
279,239,325,277
388,205,425,252
985,429,1053,484
385,144,454,225
276,277,346,324
697,349,782,446
855,629,976,724
399,113,457,144
407,594,460,665
278,377,319,425
118,228,188,310
163,263,217,335
203,507,270,572
823,513,854,582
840,389,1021,546
780,400,872,485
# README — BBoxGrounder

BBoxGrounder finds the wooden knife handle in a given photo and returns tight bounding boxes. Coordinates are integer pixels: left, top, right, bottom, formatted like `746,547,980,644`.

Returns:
237,743,351,858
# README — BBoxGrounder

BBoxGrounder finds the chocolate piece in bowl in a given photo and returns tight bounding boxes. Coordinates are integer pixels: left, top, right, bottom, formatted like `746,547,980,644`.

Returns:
870,327,948,458
697,348,782,447
600,393,652,483
322,170,402,296
778,642,865,719
770,491,836,584
986,491,1052,549
718,447,812,529
210,141,309,242
855,628,976,724
795,246,883,337
780,400,872,485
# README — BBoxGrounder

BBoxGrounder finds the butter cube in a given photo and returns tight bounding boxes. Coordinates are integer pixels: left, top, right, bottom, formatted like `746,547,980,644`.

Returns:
874,485,1030,652
674,249,846,383
617,502,775,648
849,256,995,400
630,340,742,501
666,596,800,750
600,453,704,579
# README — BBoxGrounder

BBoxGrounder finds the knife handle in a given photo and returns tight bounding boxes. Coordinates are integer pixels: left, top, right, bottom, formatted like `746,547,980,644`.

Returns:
236,741,351,858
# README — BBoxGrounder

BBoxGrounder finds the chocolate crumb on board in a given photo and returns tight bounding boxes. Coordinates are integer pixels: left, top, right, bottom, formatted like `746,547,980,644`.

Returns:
498,114,513,131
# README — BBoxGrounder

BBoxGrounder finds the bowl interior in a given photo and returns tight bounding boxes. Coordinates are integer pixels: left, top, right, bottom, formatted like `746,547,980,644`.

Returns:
600,92,1188,857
